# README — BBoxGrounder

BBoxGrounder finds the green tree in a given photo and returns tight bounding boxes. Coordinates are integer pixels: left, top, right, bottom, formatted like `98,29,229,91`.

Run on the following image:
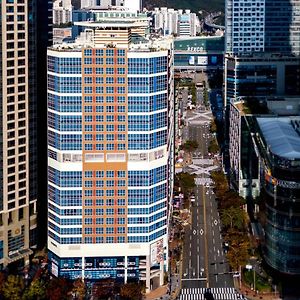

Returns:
225,229,250,270
219,190,246,209
210,119,217,133
120,283,144,300
175,172,196,194
221,206,246,230
181,140,199,151
208,139,220,154
211,170,228,197
3,275,24,300
22,279,46,300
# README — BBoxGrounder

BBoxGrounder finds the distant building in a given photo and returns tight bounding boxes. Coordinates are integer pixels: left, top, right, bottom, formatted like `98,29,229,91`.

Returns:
47,16,174,289
225,0,300,55
173,36,224,70
53,0,73,25
80,0,141,11
72,8,150,41
152,7,200,37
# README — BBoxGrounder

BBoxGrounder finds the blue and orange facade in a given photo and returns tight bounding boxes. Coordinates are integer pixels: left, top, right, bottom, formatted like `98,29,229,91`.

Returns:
47,22,174,289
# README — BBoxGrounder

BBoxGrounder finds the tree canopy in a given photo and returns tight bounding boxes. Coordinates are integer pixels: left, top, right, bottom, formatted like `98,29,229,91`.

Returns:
120,283,144,300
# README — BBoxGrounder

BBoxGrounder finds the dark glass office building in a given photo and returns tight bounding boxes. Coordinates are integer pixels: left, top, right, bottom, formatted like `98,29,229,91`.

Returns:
255,117,300,274
265,0,300,55
224,54,300,105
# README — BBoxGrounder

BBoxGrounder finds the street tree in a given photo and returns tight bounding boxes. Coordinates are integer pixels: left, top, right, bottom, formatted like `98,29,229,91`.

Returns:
226,233,250,270
46,277,70,300
208,139,219,154
175,172,196,195
3,275,24,300
210,119,217,133
71,279,86,300
0,272,5,298
22,279,46,300
181,140,198,151
211,170,228,197
221,206,246,230
120,283,144,300
219,190,246,210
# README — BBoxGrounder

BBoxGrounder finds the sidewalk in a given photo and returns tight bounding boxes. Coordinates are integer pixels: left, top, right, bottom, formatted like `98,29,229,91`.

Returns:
144,285,168,300
234,278,281,300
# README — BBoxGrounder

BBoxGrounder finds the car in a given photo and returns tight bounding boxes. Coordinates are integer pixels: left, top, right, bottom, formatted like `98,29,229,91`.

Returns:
223,241,229,253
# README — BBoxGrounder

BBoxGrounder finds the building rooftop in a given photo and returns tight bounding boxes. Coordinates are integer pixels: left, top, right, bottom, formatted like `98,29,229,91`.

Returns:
257,117,300,160
174,36,224,52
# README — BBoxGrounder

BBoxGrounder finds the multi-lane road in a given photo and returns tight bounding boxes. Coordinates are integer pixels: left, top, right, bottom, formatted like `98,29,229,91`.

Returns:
179,85,238,298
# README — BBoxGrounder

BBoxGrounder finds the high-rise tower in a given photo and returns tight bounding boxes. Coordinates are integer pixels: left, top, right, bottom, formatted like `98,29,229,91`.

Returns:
225,0,300,55
47,17,174,289
0,0,51,269
225,0,300,276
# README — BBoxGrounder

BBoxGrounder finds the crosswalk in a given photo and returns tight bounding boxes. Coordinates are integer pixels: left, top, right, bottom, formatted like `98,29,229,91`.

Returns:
179,288,246,300
194,177,213,186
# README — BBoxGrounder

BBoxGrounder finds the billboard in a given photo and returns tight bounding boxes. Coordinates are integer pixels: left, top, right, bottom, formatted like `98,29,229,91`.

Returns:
197,56,208,65
51,262,59,277
150,239,164,266
189,56,195,65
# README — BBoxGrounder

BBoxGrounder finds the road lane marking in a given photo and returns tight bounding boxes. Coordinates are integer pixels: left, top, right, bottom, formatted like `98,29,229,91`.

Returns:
181,278,207,281
202,180,209,288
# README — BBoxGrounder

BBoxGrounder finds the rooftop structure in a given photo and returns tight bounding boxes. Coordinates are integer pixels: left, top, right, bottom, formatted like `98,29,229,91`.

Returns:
257,117,300,160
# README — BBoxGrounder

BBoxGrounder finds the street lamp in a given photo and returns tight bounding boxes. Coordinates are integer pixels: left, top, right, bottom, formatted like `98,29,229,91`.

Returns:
245,264,255,292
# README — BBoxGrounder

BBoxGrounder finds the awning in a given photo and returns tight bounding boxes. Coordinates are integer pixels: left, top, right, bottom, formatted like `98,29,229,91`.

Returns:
6,248,33,263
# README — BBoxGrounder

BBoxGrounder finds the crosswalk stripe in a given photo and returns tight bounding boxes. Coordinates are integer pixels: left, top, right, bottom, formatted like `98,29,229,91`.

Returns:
179,287,244,300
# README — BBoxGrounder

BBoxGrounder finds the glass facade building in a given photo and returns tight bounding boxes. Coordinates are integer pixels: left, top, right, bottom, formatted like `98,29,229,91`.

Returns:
47,22,174,290
254,117,300,274
226,0,300,55
224,54,300,106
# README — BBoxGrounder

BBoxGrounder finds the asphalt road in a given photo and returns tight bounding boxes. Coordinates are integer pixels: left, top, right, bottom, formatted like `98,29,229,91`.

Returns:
181,86,233,290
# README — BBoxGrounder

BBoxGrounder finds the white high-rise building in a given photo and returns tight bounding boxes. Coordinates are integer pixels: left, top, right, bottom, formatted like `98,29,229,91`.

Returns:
53,0,73,25
81,0,141,11
225,0,265,54
225,0,300,55
47,16,174,290
152,7,199,37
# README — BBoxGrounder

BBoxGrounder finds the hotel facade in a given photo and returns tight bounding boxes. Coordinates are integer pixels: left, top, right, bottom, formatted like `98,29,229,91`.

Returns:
47,20,174,289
